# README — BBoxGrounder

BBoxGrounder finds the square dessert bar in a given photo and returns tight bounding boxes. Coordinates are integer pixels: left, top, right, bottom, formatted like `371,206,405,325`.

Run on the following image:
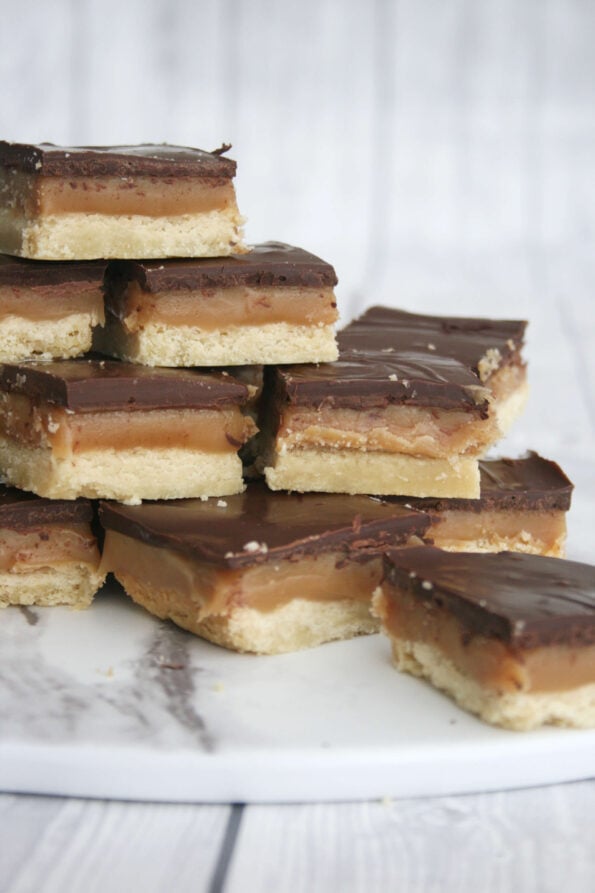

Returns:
401,453,573,557
0,255,105,361
99,483,430,654
97,242,339,366
262,306,528,499
0,358,256,502
0,142,244,260
373,546,595,729
0,484,104,608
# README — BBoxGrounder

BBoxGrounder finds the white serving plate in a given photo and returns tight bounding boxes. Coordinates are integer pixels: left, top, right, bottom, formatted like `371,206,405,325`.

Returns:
1,454,594,805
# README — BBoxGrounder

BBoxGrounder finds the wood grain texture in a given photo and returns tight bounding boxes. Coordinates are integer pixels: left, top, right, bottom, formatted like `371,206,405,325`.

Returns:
0,0,593,310
0,794,230,893
4,782,592,893
227,781,595,893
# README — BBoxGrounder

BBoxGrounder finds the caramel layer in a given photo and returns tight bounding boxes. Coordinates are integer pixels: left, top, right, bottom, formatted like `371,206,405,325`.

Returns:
0,522,100,571
430,508,567,556
117,281,338,331
0,391,255,458
378,585,595,693
273,362,525,460
275,403,499,459
37,176,235,217
102,529,384,618
0,282,104,323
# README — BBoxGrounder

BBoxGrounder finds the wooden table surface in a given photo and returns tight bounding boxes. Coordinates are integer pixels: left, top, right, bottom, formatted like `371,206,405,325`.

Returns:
0,780,593,892
1,1,594,890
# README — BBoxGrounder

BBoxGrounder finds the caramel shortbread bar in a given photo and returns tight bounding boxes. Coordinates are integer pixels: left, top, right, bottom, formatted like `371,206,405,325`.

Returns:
401,453,573,557
373,546,595,729
262,306,528,499
0,255,105,361
96,243,339,366
0,484,104,608
99,483,430,654
0,358,256,502
0,142,244,260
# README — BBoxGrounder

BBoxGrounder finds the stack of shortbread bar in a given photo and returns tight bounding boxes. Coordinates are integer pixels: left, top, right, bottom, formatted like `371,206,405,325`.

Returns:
0,141,592,731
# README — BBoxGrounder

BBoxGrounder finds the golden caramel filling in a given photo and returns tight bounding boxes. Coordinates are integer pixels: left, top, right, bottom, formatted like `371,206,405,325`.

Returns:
429,509,567,555
0,522,100,572
116,281,338,331
379,585,595,693
0,282,104,323
36,176,235,217
0,391,255,457
102,529,384,618
276,404,499,459
274,362,526,459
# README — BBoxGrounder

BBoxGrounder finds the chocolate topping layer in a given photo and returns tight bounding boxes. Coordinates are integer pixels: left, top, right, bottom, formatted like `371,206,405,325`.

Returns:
99,483,430,568
0,358,248,411
104,243,338,295
269,306,526,413
0,142,236,178
0,255,106,288
398,453,573,513
0,484,93,527
383,546,595,648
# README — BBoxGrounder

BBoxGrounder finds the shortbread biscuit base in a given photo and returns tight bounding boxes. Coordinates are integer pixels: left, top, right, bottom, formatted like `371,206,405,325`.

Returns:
493,376,529,436
430,510,568,557
116,570,379,654
265,449,480,498
387,637,595,730
0,439,245,503
0,207,245,260
0,312,103,362
0,564,106,609
94,320,338,367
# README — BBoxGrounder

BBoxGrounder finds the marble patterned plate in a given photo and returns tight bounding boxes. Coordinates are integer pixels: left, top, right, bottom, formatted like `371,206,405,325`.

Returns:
1,559,594,804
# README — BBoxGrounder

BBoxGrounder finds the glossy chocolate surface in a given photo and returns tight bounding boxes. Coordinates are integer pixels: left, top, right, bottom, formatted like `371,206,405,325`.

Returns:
104,243,338,295
399,453,573,514
99,483,430,568
0,255,106,288
0,357,248,411
268,306,526,413
0,484,93,527
0,142,236,178
383,546,595,647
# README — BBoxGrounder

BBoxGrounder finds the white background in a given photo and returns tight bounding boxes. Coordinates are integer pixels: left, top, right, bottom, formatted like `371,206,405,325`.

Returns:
1,1,594,890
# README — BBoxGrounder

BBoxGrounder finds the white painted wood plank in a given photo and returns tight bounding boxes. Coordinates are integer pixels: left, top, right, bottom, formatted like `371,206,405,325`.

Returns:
0,794,230,893
227,781,595,893
0,0,75,142
229,0,377,316
0,0,594,304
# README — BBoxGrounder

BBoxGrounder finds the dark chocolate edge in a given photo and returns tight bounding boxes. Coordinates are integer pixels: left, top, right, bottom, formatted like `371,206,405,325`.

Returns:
104,244,338,294
0,359,250,411
98,498,431,569
382,547,595,648
0,142,237,178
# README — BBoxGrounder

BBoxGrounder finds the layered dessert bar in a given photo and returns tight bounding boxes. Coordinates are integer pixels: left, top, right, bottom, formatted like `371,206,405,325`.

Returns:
97,243,339,366
99,484,430,654
0,485,104,608
262,306,528,499
373,546,595,729
0,255,105,361
0,358,256,502
400,453,573,557
0,142,244,260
